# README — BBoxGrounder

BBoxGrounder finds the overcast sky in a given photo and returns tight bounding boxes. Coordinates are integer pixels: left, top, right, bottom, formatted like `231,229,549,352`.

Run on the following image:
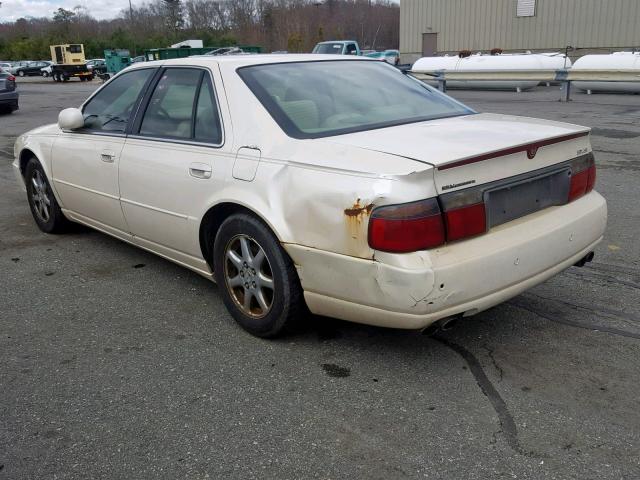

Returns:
0,0,399,23
0,0,131,21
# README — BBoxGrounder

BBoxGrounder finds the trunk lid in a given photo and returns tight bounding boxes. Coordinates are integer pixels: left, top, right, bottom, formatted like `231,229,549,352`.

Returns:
325,113,591,194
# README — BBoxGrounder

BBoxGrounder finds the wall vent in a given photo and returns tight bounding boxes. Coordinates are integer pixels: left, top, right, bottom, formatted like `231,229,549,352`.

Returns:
516,0,536,17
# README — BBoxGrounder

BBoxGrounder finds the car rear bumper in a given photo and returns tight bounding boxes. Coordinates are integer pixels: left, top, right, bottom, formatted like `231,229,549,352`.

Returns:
0,90,19,110
284,191,607,329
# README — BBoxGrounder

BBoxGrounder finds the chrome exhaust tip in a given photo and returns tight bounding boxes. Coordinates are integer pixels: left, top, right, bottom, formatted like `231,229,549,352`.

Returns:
574,251,595,268
422,315,462,336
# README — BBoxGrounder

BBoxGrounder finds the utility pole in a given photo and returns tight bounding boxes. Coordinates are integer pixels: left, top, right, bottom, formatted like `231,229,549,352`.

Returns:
129,0,136,56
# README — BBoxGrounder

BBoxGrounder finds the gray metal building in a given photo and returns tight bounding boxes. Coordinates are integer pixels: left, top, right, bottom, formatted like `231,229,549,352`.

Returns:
400,0,640,63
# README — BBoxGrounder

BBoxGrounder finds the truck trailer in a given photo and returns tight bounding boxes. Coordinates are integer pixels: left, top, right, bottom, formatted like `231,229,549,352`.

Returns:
49,44,93,82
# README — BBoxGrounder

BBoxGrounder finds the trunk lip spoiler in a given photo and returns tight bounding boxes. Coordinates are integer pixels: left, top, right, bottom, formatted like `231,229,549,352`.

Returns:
437,131,590,171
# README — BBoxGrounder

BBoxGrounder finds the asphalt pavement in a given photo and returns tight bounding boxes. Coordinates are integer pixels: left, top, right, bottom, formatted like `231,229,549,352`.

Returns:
1,77,639,479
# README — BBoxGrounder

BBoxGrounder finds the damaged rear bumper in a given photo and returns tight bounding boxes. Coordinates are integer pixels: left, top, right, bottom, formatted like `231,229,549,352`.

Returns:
284,191,607,330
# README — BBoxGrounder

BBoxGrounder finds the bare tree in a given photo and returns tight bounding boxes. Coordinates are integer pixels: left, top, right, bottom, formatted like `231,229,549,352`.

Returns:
0,0,399,59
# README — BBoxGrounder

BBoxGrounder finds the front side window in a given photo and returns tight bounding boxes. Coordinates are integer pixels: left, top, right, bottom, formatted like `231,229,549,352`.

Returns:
239,60,474,139
83,68,154,133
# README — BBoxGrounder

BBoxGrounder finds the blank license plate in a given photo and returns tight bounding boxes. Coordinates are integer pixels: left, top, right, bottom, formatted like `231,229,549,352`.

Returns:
485,168,571,229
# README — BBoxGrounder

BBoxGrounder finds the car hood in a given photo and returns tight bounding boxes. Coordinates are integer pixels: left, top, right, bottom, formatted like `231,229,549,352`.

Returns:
323,113,590,168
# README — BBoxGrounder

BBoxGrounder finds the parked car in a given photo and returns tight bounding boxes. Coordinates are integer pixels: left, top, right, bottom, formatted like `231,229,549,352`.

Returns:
8,61,33,74
12,55,607,337
131,56,146,63
0,70,18,113
86,58,107,76
365,49,400,65
41,64,53,77
0,62,13,70
15,61,53,77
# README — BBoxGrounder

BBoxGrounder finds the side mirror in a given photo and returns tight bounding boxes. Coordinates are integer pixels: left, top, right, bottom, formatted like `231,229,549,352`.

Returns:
58,108,84,131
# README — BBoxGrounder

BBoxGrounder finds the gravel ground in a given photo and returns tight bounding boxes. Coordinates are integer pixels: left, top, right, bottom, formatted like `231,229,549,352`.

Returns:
1,77,639,479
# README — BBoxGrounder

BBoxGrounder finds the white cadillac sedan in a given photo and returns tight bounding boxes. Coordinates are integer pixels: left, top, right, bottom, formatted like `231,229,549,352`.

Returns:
13,55,607,337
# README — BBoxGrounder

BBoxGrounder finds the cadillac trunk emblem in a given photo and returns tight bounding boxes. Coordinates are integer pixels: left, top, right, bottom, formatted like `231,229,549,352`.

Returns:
527,146,539,159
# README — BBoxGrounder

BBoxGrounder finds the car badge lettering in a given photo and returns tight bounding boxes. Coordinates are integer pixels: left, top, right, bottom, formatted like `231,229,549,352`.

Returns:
442,180,476,191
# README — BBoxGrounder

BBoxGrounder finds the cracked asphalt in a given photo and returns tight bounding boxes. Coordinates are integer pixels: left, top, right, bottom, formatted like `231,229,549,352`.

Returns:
1,78,639,479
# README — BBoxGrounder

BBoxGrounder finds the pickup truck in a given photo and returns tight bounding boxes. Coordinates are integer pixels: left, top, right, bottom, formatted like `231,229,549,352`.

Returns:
312,41,361,56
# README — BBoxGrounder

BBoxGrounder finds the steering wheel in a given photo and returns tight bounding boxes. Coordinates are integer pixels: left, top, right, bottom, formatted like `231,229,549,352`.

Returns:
156,106,171,119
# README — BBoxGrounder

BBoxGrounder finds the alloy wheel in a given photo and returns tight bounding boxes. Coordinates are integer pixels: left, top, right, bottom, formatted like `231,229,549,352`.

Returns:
30,170,51,222
223,234,275,318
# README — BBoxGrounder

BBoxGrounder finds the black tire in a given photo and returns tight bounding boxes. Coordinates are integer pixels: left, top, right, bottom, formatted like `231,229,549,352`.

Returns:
24,157,70,234
42,71,49,77
213,213,304,338
18,70,25,77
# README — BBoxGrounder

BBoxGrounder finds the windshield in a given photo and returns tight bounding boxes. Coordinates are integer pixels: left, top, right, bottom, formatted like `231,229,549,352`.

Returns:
312,43,344,54
238,60,474,139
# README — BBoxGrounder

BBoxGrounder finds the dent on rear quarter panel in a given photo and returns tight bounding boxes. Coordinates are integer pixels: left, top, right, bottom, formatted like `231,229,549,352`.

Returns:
267,160,437,259
269,160,441,312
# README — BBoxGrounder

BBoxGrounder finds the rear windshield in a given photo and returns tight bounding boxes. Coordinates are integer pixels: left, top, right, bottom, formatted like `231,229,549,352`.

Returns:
312,43,345,54
238,60,474,139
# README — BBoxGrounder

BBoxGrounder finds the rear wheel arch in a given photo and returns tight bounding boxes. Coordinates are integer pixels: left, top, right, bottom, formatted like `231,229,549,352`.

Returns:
199,202,286,271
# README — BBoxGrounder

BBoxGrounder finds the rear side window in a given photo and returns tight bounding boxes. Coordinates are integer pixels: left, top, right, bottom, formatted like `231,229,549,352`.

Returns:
138,68,222,144
194,76,222,144
140,69,201,139
83,68,154,133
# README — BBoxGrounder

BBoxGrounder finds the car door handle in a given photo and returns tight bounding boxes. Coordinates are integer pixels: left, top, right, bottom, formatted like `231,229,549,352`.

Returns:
100,151,115,163
189,163,212,179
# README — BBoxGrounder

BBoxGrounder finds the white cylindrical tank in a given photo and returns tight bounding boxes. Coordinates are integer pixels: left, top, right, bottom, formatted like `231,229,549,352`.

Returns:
536,53,572,69
412,55,460,72
411,53,561,91
455,54,542,90
573,52,640,93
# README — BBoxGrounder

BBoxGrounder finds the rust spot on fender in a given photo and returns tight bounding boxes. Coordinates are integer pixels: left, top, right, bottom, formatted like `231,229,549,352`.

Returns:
344,199,374,218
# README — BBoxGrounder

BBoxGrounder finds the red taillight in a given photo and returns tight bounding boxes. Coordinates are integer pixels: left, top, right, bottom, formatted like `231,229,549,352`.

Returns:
8,75,15,81
444,202,487,241
586,164,596,192
368,154,596,253
568,154,596,202
368,198,445,253
568,168,589,201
